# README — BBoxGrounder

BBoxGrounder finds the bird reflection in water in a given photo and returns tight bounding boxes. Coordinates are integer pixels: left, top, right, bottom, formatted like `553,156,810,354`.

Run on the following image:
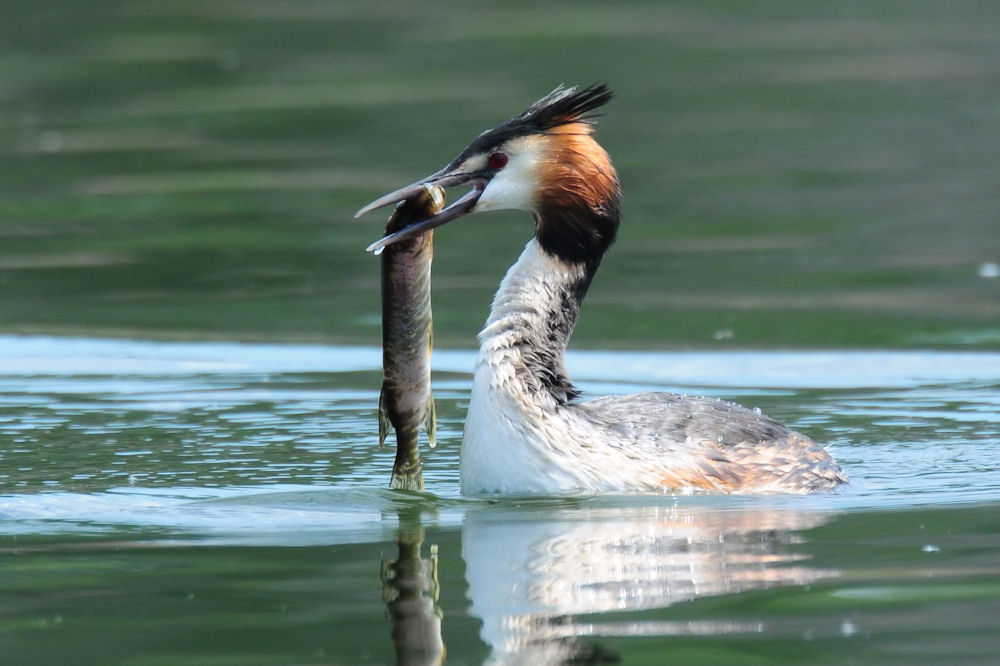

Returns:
380,508,446,666
462,502,834,665
379,502,835,665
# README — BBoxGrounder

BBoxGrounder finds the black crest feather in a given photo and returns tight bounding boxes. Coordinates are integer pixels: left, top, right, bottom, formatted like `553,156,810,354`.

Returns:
455,84,614,162
517,83,614,132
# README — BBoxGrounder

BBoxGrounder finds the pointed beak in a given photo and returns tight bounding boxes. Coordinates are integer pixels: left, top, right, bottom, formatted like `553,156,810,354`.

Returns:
356,167,487,253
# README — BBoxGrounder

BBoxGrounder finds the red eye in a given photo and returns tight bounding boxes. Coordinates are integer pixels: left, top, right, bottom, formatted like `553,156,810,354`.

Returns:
488,152,508,170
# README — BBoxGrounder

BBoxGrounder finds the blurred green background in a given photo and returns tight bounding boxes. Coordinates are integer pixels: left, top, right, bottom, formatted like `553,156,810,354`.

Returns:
2,0,998,349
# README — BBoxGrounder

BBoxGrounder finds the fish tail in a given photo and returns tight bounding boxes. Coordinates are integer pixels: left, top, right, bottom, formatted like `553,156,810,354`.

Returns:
378,384,392,448
390,429,424,491
425,393,437,449
389,466,425,491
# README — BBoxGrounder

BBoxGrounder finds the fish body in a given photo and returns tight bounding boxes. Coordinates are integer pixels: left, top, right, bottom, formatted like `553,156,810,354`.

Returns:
379,184,443,491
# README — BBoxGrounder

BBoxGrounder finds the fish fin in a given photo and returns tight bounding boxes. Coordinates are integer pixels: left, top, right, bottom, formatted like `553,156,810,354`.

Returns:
390,468,424,491
425,393,437,448
378,384,392,448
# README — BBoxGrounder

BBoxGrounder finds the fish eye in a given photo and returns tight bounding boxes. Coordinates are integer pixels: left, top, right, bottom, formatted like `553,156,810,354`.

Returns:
488,152,508,170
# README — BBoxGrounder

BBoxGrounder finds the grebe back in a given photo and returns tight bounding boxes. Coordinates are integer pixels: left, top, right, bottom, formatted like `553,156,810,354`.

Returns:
358,84,847,495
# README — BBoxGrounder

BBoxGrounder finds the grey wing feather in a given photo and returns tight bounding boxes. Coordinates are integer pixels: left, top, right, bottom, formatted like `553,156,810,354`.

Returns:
574,392,846,492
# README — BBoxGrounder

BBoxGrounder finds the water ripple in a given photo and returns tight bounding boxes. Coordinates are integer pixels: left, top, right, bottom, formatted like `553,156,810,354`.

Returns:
0,335,998,528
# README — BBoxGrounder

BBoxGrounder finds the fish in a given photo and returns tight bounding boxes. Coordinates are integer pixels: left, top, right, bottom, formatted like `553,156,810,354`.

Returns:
378,184,443,491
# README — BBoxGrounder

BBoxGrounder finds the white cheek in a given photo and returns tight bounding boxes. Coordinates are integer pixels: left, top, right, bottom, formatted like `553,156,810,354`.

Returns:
473,151,538,212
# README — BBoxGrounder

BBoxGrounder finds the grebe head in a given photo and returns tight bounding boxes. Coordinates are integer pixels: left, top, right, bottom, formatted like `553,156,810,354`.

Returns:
357,84,621,264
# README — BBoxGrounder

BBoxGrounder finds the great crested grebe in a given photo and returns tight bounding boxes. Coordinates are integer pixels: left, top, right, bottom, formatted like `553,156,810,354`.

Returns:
357,84,847,495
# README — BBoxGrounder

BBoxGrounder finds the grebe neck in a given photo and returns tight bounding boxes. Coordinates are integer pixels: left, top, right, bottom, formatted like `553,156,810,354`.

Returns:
475,238,595,406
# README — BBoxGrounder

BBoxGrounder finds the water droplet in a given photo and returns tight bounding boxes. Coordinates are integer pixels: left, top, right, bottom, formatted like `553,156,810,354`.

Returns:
922,544,940,553
751,407,763,416
840,620,858,637
978,262,999,278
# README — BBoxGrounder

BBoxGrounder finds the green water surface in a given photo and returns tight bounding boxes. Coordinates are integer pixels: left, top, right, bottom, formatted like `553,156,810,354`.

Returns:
2,0,997,347
2,2,1000,664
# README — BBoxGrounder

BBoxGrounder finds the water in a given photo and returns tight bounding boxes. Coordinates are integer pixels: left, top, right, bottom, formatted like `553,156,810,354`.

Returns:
2,0,999,349
3,1,1000,662
2,336,999,664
